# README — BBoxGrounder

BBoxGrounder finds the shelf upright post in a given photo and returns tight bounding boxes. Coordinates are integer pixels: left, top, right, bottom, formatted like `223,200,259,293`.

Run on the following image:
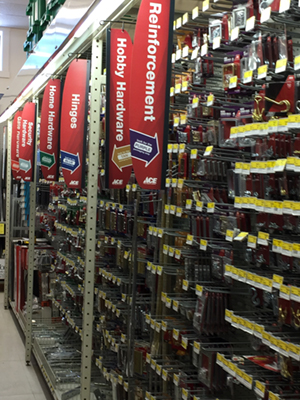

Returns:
25,98,39,365
80,37,103,400
127,194,140,400
4,119,12,309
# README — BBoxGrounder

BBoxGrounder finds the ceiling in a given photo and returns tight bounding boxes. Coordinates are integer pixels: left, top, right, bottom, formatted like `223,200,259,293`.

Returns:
0,0,29,30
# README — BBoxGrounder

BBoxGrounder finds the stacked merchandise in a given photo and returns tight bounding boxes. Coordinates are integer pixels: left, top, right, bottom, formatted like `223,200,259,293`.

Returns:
138,0,300,399
9,0,300,399
37,184,114,399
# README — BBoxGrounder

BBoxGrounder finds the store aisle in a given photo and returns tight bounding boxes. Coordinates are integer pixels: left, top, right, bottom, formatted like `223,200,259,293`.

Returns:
0,292,52,400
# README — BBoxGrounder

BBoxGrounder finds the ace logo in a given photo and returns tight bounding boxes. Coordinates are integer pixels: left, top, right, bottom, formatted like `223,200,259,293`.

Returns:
143,177,157,185
112,179,123,185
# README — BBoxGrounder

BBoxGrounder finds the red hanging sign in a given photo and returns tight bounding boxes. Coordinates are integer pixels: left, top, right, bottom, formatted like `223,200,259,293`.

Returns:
19,102,36,182
106,28,133,189
129,0,174,189
40,79,61,181
60,59,90,189
11,110,22,180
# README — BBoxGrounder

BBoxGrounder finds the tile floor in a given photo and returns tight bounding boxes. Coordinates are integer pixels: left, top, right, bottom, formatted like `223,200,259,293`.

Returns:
0,291,53,400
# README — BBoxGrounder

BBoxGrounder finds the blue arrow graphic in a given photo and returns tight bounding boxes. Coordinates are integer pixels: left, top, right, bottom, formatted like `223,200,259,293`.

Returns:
130,129,159,167
19,158,31,173
60,150,80,174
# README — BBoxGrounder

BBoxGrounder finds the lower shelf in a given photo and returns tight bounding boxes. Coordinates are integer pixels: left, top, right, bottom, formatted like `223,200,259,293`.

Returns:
32,338,79,400
8,300,103,400
9,300,66,400
9,299,26,333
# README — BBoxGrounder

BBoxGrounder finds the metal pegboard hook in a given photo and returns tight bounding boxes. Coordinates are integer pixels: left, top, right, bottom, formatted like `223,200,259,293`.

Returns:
100,19,136,26
68,52,82,60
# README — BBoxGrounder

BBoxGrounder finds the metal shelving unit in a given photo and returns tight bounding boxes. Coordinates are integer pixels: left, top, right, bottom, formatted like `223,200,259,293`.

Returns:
2,1,140,400
80,37,104,400
2,2,203,400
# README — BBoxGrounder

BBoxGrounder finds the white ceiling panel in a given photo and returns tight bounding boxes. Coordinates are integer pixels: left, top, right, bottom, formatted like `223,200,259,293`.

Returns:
0,1,28,29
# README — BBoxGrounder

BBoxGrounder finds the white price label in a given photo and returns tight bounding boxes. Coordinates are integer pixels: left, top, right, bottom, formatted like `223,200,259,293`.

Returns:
183,12,188,25
182,46,189,58
201,43,208,56
260,6,271,23
279,0,291,13
203,0,209,11
191,48,198,60
231,26,239,41
246,16,255,31
213,36,221,49
192,6,199,19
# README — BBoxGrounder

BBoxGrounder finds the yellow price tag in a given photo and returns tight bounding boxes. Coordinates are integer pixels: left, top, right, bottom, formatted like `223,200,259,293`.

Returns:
291,286,300,297
225,264,233,274
162,369,168,380
200,239,207,250
207,94,214,106
273,274,283,286
243,70,253,83
175,248,181,259
196,201,203,211
202,0,209,11
155,265,162,276
295,55,300,71
0,223,5,235
248,235,257,247
192,6,199,19
182,12,188,25
204,145,213,156
194,341,201,351
280,284,291,299
207,202,215,213
255,381,265,395
191,148,198,159
225,309,232,320
257,65,268,79
269,392,280,400
196,284,203,296
182,279,189,290
186,234,193,245
229,76,238,88
230,126,239,137
275,58,287,73
173,328,179,340
226,229,234,239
